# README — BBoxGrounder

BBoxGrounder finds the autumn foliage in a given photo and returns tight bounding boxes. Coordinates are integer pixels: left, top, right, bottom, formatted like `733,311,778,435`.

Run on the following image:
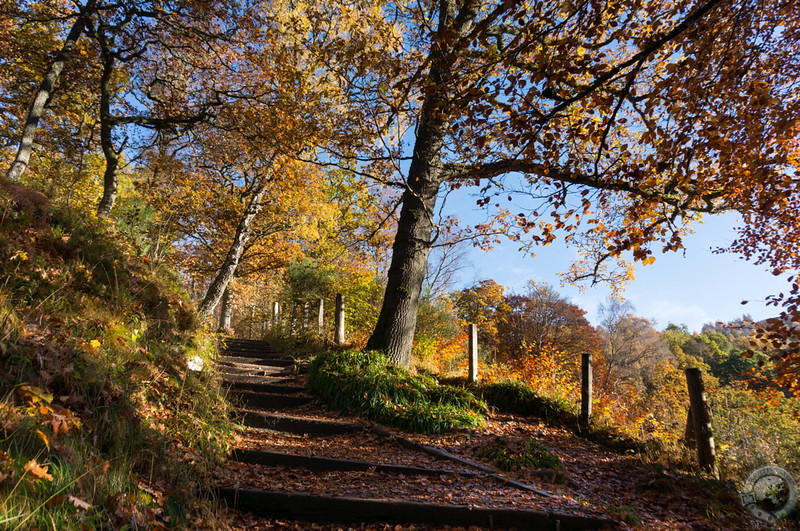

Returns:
2,0,800,526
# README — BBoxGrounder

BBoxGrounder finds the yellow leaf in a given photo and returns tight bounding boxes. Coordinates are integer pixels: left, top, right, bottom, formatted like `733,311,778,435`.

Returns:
89,339,101,349
35,429,50,450
16,384,53,405
642,256,656,266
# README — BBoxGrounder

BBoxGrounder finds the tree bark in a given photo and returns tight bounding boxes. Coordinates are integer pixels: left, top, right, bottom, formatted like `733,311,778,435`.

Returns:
5,0,96,182
96,38,120,217
218,286,233,330
198,185,267,320
366,0,478,366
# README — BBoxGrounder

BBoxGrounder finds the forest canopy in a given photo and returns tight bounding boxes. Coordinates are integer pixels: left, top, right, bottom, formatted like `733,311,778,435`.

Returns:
1,0,798,392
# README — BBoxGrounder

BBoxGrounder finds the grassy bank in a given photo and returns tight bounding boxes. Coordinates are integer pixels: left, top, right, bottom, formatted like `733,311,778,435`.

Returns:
0,182,234,529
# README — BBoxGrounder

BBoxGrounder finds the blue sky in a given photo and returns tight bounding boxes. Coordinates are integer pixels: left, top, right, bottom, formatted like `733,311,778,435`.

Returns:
446,194,788,333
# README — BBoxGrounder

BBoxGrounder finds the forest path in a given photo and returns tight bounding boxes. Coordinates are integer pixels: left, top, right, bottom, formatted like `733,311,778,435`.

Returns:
212,339,614,530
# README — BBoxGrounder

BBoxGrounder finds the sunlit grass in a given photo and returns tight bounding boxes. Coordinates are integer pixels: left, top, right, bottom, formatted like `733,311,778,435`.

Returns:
308,349,487,434
0,190,234,528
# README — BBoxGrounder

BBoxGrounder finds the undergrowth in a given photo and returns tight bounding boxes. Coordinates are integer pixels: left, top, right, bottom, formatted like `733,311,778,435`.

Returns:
307,349,487,434
477,380,577,424
476,436,562,472
0,182,234,529
475,379,648,454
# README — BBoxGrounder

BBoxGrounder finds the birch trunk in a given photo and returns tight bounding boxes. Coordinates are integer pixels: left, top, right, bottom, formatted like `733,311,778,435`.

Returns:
198,186,266,319
218,287,233,330
5,0,96,182
96,41,119,217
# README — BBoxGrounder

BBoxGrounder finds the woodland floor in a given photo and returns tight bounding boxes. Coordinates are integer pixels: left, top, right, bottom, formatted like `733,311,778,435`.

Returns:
212,340,762,530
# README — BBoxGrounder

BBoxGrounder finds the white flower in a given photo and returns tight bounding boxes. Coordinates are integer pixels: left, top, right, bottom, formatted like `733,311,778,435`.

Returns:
187,355,204,372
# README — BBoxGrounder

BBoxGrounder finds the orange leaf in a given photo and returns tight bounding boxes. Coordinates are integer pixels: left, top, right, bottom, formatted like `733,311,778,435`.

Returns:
23,459,53,481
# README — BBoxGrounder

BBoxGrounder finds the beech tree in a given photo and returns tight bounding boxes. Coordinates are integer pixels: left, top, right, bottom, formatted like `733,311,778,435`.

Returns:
137,0,402,320
3,0,237,217
363,0,800,366
84,0,238,217
599,299,671,390
142,133,332,321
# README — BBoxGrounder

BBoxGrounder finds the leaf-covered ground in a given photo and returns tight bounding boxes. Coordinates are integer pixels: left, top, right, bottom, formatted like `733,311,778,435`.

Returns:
215,371,767,530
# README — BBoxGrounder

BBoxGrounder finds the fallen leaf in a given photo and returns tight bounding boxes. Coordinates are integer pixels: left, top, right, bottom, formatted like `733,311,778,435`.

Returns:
16,384,53,405
24,459,53,481
67,495,91,510
35,429,50,450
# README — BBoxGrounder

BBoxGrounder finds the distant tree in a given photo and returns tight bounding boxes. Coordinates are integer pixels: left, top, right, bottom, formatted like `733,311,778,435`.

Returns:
495,281,601,361
452,279,506,360
599,299,671,391
661,323,712,370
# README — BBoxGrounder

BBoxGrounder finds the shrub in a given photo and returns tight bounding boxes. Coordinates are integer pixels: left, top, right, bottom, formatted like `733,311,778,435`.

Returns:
477,437,562,472
307,349,487,434
478,380,577,424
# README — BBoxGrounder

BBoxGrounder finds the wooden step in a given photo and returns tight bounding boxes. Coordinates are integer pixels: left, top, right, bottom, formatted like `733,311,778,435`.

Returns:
240,411,364,435
220,373,290,385
221,346,285,354
225,381,306,394
218,356,295,367
230,448,479,477
231,391,314,410
220,367,290,380
223,339,272,347
215,488,614,530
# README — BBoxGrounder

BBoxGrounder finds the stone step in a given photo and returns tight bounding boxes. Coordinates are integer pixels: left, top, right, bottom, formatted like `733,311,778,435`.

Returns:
215,488,614,530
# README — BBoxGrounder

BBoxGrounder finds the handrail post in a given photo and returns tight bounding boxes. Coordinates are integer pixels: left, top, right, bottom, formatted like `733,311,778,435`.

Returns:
468,323,478,383
334,294,345,345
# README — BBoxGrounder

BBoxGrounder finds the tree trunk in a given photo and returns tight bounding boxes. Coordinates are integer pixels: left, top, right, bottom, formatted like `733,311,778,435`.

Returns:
218,286,233,330
198,185,266,319
5,0,96,182
365,179,443,365
365,0,475,366
96,40,119,217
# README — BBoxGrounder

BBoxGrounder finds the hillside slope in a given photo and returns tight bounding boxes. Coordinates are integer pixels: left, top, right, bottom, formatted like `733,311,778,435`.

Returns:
0,181,234,529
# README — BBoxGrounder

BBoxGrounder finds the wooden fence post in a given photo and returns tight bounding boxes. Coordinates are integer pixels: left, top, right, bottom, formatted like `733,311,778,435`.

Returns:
468,324,478,383
290,303,298,337
334,294,345,345
581,352,592,427
272,301,280,330
685,368,718,477
317,298,325,337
